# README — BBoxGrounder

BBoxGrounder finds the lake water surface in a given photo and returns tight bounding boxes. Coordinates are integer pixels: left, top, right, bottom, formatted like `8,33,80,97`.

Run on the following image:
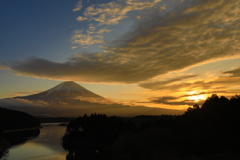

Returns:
2,123,67,160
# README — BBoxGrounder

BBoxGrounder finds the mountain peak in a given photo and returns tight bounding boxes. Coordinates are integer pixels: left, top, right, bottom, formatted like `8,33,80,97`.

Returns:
57,81,81,89
61,81,76,84
45,81,102,98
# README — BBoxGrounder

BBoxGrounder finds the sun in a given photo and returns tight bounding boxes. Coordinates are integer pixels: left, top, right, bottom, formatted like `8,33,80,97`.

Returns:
186,91,206,102
188,95,206,102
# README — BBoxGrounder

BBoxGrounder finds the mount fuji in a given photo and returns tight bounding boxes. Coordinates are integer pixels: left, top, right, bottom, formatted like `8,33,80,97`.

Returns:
0,81,184,116
17,81,103,100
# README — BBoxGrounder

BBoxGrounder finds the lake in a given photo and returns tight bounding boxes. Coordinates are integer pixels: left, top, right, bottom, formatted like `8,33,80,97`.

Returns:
2,123,67,160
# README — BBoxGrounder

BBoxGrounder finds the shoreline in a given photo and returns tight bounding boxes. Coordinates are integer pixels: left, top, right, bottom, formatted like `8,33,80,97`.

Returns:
3,127,41,133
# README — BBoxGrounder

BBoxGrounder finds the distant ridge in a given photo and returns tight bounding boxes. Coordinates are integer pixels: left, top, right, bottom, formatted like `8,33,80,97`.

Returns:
17,81,103,100
0,107,40,131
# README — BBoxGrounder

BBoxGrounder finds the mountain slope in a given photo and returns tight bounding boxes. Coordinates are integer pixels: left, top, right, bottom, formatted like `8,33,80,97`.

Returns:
18,81,103,100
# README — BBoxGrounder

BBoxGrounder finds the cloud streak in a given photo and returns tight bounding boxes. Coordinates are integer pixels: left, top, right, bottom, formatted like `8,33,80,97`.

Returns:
149,96,202,106
8,90,44,98
72,0,83,12
74,96,116,105
139,75,197,90
140,76,240,97
224,67,240,77
0,98,48,107
1,0,240,84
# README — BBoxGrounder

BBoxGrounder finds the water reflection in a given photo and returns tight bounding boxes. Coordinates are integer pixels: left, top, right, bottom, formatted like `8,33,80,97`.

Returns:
2,123,67,160
32,123,67,153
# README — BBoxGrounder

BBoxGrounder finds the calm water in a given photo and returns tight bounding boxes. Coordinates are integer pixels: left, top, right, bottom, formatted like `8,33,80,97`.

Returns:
2,123,67,160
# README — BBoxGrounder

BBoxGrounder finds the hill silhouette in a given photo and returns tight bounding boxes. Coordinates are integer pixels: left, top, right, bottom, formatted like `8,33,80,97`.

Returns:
0,107,40,131
0,107,40,159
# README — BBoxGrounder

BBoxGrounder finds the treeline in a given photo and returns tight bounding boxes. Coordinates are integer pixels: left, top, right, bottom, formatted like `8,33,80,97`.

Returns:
62,94,240,160
177,94,240,158
183,94,240,130
62,114,136,159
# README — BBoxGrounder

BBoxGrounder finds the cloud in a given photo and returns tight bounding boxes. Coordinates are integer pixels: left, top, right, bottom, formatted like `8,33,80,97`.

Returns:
0,65,9,70
72,0,164,46
0,98,48,107
224,67,240,77
2,0,240,84
82,0,163,26
140,76,240,97
71,46,78,49
76,16,88,21
74,96,116,105
7,90,44,98
72,0,83,12
4,57,154,83
149,96,201,106
95,28,111,34
71,30,105,45
146,87,240,106
139,75,197,90
71,26,111,46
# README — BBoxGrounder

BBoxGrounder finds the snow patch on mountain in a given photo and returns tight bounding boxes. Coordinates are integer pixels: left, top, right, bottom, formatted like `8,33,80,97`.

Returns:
46,81,87,95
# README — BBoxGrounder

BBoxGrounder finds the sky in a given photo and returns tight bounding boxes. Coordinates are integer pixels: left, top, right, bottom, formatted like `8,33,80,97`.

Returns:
1,0,240,111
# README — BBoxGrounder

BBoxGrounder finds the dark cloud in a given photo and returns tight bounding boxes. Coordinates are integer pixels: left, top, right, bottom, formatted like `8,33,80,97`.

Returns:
150,96,202,106
5,57,160,83
140,80,210,91
224,68,240,77
1,0,240,83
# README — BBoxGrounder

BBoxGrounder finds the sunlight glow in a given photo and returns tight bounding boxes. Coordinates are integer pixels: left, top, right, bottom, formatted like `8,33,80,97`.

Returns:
187,91,197,95
188,95,206,102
